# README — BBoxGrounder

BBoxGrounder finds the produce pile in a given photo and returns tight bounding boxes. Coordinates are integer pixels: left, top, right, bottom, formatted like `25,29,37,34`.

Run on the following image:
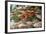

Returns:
10,5,42,29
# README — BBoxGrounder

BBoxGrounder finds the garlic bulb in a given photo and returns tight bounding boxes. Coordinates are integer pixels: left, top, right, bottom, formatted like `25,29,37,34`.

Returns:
33,22,42,28
10,20,16,29
36,14,42,19
26,21,33,28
